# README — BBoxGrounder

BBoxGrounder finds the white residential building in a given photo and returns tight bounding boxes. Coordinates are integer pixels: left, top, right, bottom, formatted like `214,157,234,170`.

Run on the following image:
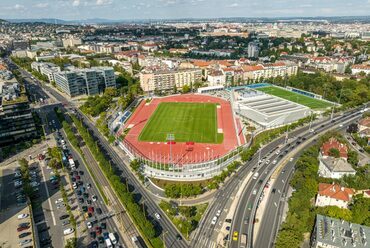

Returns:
315,183,354,209
318,157,356,179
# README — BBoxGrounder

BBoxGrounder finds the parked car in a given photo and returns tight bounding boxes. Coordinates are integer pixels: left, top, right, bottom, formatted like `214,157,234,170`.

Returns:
59,215,69,220
63,228,74,236
18,232,31,238
17,226,30,232
92,195,97,202
62,220,70,226
17,214,29,219
96,208,102,215
19,239,32,246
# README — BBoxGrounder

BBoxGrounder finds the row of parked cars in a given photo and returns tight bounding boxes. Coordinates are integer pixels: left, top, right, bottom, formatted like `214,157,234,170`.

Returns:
13,162,43,247
56,130,119,247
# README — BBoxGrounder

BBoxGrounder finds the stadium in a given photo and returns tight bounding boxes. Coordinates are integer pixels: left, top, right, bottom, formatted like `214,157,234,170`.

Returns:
117,94,246,181
113,84,334,181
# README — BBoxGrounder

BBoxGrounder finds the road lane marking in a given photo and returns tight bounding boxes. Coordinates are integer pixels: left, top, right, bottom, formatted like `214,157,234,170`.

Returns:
40,161,56,226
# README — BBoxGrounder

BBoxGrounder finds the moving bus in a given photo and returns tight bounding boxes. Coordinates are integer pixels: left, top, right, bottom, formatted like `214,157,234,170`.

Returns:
240,233,248,248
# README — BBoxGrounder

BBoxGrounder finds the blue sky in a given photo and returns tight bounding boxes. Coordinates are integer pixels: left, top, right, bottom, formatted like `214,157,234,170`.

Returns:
1,0,370,20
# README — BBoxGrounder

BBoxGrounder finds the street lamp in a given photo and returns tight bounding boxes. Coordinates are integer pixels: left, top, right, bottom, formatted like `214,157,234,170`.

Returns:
166,133,175,171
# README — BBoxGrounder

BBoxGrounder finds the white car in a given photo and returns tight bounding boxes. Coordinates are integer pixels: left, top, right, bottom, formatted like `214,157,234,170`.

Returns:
211,216,218,225
92,195,97,202
154,213,161,220
265,160,270,164
272,160,277,165
17,213,29,219
289,157,294,162
72,182,77,189
57,203,65,209
215,210,221,217
253,189,257,195
87,222,93,229
63,228,74,236
55,198,63,204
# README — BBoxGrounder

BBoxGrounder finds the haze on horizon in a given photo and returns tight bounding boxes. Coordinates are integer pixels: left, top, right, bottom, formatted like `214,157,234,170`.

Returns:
1,0,370,21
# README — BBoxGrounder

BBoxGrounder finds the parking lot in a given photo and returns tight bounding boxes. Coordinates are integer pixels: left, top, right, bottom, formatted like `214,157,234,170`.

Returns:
0,161,34,248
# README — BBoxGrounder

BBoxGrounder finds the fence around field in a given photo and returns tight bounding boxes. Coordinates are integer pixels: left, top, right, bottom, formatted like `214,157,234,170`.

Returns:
118,139,246,181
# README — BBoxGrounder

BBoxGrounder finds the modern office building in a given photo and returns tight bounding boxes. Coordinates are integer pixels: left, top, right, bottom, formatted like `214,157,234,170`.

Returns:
0,82,37,147
311,214,369,248
140,68,202,92
54,67,115,97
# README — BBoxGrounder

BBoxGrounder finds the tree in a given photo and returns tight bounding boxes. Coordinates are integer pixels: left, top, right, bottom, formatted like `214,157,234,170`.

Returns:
347,123,358,133
347,150,358,167
182,85,191,93
173,84,178,94
328,148,340,158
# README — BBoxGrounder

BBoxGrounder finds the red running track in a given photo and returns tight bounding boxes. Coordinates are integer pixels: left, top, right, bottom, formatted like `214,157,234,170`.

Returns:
121,94,239,166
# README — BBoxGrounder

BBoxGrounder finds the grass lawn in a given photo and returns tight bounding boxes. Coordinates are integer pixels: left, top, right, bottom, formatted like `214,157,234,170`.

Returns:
258,86,333,109
139,102,223,143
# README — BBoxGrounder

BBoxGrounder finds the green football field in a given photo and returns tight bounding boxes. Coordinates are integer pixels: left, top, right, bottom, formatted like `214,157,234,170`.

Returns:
138,102,223,143
257,86,333,109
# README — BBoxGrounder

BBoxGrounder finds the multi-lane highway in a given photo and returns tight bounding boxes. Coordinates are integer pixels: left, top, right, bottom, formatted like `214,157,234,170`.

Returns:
192,108,365,248
232,109,364,248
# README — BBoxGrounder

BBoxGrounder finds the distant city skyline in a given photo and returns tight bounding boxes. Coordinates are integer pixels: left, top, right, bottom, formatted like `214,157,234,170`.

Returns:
1,0,370,20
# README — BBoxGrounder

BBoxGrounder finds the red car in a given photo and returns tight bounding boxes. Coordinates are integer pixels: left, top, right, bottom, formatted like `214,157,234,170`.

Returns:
88,207,94,213
95,226,101,235
75,175,81,180
17,226,30,232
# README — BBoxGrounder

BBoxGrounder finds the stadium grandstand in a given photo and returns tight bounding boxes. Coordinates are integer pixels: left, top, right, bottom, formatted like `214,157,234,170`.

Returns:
232,87,311,128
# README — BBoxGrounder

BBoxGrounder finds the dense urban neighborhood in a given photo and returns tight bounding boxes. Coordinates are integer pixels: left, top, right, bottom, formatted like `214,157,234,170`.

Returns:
0,3,369,248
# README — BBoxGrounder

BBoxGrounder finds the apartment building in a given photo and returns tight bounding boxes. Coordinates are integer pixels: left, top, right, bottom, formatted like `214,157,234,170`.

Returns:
311,214,369,248
351,64,370,75
248,42,259,58
54,67,116,97
31,62,61,82
62,36,82,48
0,82,37,147
242,61,298,81
140,68,202,92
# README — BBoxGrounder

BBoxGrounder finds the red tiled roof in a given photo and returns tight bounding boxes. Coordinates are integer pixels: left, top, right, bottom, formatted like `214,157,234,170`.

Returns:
318,183,354,202
321,138,348,158
359,117,370,127
352,64,370,70
242,65,264,72
192,60,212,67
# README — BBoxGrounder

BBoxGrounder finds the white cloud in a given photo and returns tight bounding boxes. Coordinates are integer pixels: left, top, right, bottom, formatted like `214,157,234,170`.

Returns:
13,4,25,10
35,3,49,8
72,0,81,7
95,0,113,6
300,4,312,8
228,3,239,8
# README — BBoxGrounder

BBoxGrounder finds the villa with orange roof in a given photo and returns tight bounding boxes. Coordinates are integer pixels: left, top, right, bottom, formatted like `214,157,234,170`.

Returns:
315,183,355,209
